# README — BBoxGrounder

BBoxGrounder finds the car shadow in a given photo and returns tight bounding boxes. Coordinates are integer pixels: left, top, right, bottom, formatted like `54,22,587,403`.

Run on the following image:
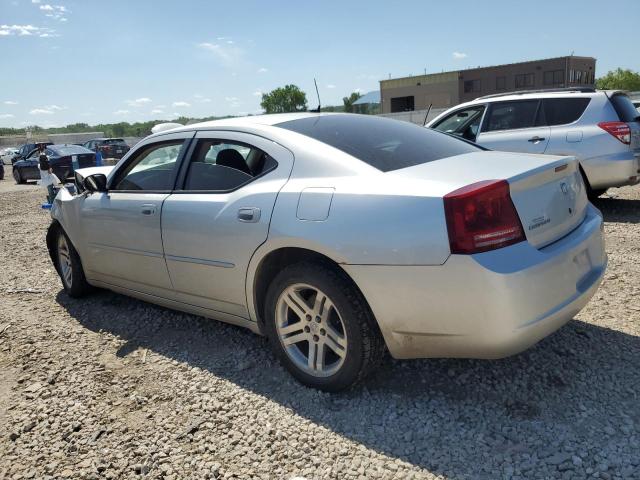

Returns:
592,197,640,224
55,289,640,478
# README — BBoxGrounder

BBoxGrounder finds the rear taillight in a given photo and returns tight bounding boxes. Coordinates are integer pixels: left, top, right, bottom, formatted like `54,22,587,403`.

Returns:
444,180,525,254
598,121,631,144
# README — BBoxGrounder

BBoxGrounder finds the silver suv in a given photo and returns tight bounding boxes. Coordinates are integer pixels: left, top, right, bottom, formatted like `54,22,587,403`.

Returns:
428,88,640,198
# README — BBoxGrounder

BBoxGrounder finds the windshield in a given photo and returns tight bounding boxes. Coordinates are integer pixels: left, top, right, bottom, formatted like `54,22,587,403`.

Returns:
277,115,480,172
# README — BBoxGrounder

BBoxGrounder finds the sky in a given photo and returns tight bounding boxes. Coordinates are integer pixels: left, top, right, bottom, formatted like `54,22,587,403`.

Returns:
0,0,639,128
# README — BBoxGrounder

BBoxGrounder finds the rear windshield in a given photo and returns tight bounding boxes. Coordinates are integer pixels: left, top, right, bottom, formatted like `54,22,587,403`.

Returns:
609,94,640,122
276,115,480,172
103,139,127,145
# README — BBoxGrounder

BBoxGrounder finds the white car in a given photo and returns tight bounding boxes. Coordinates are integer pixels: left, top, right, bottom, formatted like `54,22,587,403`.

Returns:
428,89,640,199
1,147,18,165
47,113,606,391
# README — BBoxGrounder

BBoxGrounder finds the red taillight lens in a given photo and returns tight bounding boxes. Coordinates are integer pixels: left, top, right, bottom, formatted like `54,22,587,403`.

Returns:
598,121,631,144
444,180,525,254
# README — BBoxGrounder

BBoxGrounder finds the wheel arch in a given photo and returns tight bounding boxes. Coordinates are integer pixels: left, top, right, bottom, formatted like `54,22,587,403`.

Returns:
247,243,372,334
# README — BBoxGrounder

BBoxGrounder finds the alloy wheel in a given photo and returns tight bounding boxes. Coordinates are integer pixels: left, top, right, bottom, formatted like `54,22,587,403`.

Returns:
57,234,73,288
275,283,348,377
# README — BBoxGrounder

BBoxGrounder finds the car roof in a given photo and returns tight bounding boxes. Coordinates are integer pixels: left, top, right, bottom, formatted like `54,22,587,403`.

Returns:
469,89,625,104
48,144,94,153
163,112,328,134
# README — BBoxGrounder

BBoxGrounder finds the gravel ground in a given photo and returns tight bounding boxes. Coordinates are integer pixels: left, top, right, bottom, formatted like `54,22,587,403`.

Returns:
0,180,639,480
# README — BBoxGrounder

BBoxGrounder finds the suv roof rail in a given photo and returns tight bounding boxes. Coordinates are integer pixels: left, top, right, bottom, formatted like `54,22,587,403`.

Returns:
475,87,596,101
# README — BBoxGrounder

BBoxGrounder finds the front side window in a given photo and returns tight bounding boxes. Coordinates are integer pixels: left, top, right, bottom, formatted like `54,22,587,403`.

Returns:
182,139,277,191
277,115,480,172
484,100,540,132
112,141,183,191
432,106,485,141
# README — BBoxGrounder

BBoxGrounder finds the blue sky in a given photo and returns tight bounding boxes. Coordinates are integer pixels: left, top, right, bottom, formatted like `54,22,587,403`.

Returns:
1,0,638,128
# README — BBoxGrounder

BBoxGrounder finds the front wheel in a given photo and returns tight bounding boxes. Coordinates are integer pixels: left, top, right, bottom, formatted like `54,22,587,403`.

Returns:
264,262,384,391
54,228,91,297
13,169,25,184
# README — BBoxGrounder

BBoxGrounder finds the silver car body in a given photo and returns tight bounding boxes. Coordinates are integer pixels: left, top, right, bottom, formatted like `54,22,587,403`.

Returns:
50,113,607,359
428,90,640,190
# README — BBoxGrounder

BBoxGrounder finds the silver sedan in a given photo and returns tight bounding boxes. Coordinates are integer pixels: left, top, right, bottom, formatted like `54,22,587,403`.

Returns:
47,113,607,391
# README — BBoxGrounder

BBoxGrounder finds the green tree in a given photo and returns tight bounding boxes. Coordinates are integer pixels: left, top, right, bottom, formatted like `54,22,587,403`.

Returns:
261,85,307,113
596,68,640,91
342,91,362,113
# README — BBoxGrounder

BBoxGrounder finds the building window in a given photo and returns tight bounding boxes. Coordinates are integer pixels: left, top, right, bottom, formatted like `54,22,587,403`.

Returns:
543,70,564,86
496,76,507,90
390,96,415,113
515,73,535,89
464,79,481,93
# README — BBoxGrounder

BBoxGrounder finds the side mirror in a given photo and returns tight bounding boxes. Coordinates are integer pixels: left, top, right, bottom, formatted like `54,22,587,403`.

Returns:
84,173,108,192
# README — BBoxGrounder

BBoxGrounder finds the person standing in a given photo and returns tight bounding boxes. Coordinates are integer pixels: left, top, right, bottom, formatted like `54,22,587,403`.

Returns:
38,146,57,204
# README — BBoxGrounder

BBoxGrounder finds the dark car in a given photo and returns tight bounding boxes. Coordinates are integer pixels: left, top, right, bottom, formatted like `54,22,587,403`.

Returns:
11,142,54,164
0,162,4,180
83,138,130,159
12,144,96,184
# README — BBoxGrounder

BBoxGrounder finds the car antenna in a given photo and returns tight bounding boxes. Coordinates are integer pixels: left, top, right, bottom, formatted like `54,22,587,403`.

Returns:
422,103,433,126
310,78,321,113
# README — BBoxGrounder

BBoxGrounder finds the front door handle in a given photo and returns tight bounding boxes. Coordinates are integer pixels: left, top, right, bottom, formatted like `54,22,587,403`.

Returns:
528,136,545,143
140,204,157,216
238,207,261,223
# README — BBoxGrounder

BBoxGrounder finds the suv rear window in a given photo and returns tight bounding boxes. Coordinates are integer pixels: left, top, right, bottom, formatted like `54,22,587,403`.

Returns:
609,94,640,122
276,115,480,172
541,98,590,126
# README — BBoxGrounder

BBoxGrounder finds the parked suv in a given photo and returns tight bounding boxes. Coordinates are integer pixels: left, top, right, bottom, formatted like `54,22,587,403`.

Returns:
82,138,130,160
428,88,640,198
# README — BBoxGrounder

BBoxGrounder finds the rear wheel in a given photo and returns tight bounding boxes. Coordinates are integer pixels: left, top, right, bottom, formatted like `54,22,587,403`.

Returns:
54,228,91,297
264,262,384,391
13,168,25,184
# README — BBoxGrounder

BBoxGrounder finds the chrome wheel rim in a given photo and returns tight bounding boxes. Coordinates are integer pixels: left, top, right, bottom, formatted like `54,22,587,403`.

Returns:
57,234,73,288
275,283,347,377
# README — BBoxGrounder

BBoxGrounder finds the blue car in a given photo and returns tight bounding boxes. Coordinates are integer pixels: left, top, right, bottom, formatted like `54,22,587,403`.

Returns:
12,144,96,184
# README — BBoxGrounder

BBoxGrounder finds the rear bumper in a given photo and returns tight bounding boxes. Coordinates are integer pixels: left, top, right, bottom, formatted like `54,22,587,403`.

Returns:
343,204,606,359
582,151,640,189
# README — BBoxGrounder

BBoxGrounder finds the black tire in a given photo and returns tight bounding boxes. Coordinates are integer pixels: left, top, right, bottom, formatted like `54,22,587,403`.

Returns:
13,168,25,184
53,227,92,298
264,261,385,392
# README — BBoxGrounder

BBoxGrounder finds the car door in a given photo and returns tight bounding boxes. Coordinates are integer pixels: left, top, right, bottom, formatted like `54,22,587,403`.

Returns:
78,131,194,297
21,149,41,180
476,99,551,154
161,130,294,318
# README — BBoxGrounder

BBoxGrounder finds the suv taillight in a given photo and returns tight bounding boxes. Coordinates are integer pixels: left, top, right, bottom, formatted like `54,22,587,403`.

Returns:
598,121,631,144
444,180,525,254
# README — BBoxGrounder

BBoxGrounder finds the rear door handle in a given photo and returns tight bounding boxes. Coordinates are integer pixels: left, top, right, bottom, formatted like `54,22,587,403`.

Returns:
528,136,545,143
238,207,261,223
140,204,157,216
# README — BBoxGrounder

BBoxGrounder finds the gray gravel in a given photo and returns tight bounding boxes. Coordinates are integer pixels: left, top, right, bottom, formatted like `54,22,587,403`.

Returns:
0,180,639,480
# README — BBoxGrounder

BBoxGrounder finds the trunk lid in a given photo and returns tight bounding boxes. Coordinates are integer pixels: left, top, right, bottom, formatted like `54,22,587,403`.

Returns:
388,150,588,249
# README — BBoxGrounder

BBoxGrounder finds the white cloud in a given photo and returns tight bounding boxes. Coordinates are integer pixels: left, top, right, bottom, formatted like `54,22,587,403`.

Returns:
155,104,166,109
0,24,57,37
113,110,130,115
257,67,268,73
32,0,41,3
30,108,54,115
4,100,18,105
39,4,53,10
452,51,467,59
47,104,64,110
40,4,67,21
150,109,164,114
0,114,15,119
126,97,152,107
326,84,336,89
197,42,244,67
172,101,190,107
252,90,263,97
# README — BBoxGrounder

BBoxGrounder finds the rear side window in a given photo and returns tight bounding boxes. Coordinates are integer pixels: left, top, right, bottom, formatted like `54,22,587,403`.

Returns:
541,98,590,126
277,115,479,172
609,94,640,122
104,139,127,145
484,100,539,132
